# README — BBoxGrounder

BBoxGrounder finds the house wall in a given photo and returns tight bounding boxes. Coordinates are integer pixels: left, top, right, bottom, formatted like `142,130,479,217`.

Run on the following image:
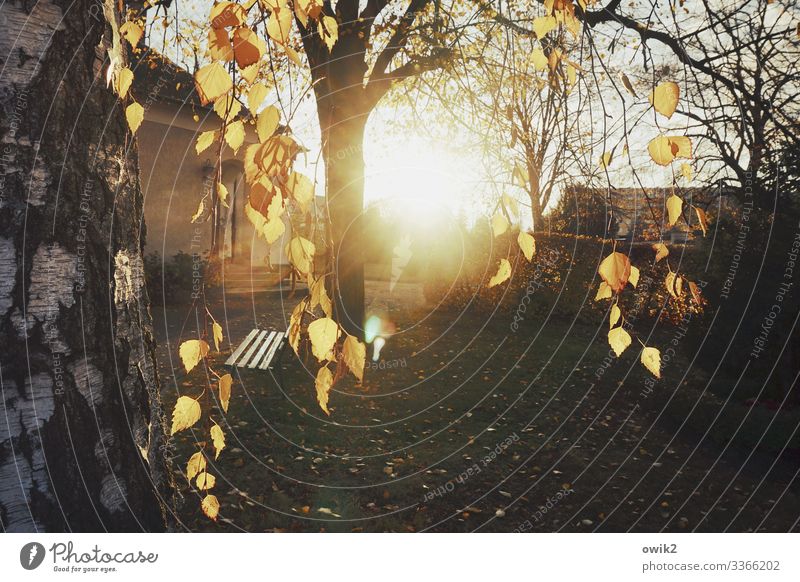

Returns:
137,103,283,267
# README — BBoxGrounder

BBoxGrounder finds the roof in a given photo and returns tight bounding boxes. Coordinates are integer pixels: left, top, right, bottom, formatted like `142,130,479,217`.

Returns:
129,47,208,110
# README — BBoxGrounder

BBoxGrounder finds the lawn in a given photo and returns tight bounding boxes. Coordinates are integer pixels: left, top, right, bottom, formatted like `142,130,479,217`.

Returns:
155,279,800,532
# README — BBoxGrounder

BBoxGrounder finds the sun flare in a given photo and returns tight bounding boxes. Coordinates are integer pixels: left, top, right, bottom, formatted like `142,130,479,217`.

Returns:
364,135,484,228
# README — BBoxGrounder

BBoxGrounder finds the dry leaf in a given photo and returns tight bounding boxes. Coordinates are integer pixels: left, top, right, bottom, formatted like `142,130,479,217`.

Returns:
211,424,226,460
315,365,334,415
179,340,209,373
488,258,512,288
641,347,661,378
171,396,201,435
666,194,683,226
342,335,366,382
308,317,339,362
653,243,669,262
125,102,144,134
608,326,632,357
518,232,536,262
186,452,206,480
598,252,631,293
649,81,680,118
202,495,220,520
218,373,232,413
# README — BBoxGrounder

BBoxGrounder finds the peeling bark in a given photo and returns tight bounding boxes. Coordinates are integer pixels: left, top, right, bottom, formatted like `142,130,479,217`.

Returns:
0,0,174,531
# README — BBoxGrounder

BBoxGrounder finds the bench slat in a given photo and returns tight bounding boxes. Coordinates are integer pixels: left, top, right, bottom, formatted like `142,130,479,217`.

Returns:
259,331,285,370
239,330,268,367
248,331,277,369
224,328,259,366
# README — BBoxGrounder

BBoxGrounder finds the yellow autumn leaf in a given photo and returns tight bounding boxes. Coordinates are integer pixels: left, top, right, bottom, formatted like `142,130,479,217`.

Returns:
530,48,548,71
666,194,683,226
125,102,144,134
186,452,206,481
681,162,693,182
695,206,709,236
287,172,314,213
533,15,557,39
195,62,233,105
267,6,293,44
648,135,692,165
609,304,621,328
286,236,315,275
233,26,266,69
240,62,260,84
218,373,232,413
179,339,209,373
264,217,286,245
318,15,338,52
310,276,332,318
518,232,536,262
647,136,673,166
214,94,241,120
315,366,334,415
210,424,226,460
120,21,144,47
225,120,245,152
171,396,201,435
595,281,612,301
266,186,284,222
641,346,661,378
649,81,680,119
288,299,306,355
670,136,692,159
212,322,223,351
665,271,683,299
196,471,216,491
491,212,509,237
488,258,512,288
598,252,631,293
191,199,205,223
210,2,246,28
256,105,280,143
502,194,519,217
196,130,216,154
201,494,220,520
218,182,229,208
689,281,702,304
308,317,339,362
117,67,133,99
652,243,669,262
208,28,234,62
566,63,577,87
599,151,612,168
608,326,632,357
342,335,366,382
248,82,268,112
629,265,640,288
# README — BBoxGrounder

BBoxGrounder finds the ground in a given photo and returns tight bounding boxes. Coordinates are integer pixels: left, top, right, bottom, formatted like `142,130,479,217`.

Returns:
153,274,800,533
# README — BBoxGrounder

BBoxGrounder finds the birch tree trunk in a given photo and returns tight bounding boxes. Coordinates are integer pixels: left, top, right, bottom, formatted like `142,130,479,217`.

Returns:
0,0,173,531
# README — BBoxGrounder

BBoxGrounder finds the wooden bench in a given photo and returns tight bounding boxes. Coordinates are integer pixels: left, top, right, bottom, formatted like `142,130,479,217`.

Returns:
224,328,288,371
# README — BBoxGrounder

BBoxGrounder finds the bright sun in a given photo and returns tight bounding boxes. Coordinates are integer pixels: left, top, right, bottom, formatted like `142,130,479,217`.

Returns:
363,134,484,227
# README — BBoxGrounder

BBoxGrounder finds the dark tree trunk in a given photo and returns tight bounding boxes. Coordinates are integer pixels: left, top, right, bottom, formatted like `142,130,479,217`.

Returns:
322,111,368,337
305,20,373,338
0,0,173,531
